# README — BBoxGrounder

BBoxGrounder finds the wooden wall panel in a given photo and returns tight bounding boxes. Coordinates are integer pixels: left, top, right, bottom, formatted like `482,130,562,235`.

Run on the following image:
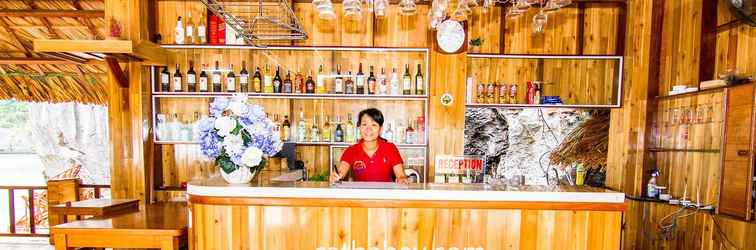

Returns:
658,0,703,95
583,3,620,55
468,7,503,54
191,203,622,250
503,7,579,54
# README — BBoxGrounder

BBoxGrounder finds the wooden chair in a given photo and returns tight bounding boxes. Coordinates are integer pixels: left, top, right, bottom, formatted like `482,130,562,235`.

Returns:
47,178,81,243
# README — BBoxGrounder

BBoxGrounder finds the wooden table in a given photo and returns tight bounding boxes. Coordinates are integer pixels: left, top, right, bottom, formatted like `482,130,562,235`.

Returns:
52,202,188,250
49,198,140,223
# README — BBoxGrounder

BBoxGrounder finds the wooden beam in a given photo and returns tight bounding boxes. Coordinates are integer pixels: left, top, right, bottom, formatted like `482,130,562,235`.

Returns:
72,0,103,40
23,0,64,40
0,57,80,65
576,2,586,55
105,57,128,88
0,17,32,57
0,9,104,18
133,41,171,66
34,39,134,54
640,0,664,196
698,0,718,83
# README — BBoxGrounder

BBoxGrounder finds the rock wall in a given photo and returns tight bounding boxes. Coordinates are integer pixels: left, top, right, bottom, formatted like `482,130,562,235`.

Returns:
465,108,593,185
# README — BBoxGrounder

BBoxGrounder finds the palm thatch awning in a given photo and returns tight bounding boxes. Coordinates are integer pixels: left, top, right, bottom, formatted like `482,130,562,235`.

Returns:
0,0,108,105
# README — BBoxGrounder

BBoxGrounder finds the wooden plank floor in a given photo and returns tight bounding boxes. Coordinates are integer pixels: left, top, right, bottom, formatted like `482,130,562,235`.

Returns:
0,237,53,250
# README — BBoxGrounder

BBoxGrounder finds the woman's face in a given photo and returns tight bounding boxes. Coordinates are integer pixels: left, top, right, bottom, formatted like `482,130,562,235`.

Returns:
359,115,382,142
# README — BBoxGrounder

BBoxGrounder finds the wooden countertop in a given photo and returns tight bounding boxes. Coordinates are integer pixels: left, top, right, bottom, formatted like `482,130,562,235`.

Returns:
188,177,626,211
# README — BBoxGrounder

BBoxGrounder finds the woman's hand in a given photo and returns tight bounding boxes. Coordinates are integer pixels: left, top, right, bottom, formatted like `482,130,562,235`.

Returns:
330,171,342,183
395,176,409,184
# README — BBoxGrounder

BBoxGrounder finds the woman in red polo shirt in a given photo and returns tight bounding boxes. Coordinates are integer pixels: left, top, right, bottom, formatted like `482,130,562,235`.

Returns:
330,108,409,184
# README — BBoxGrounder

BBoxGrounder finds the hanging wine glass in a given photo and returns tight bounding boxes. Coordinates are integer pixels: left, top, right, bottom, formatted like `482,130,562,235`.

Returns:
429,0,448,29
482,0,495,13
452,0,472,20
317,1,336,20
399,0,418,16
532,10,548,33
375,0,389,17
543,0,561,12
344,0,363,19
366,0,374,13
553,0,573,8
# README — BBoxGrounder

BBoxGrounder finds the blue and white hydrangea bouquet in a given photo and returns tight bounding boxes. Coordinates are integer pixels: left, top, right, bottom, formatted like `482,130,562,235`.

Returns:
198,94,283,183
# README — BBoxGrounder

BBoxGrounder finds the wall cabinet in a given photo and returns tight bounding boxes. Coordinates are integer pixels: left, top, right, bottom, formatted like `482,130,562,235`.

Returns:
719,83,756,220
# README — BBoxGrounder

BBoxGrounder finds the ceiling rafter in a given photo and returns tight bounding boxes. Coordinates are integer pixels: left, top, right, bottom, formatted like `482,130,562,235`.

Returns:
0,17,33,57
0,9,104,18
24,0,64,40
72,0,102,39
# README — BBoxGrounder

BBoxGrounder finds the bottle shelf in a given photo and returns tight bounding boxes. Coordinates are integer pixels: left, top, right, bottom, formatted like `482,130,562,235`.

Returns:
152,92,428,100
154,140,427,148
647,148,720,153
465,103,618,109
160,44,429,53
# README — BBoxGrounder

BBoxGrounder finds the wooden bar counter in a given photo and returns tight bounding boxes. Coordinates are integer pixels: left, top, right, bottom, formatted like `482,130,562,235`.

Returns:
187,177,626,250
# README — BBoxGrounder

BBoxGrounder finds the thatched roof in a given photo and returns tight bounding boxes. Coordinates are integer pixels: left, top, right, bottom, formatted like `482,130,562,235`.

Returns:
0,0,108,105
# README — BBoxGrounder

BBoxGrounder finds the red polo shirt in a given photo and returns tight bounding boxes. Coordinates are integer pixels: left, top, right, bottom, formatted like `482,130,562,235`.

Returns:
340,139,404,182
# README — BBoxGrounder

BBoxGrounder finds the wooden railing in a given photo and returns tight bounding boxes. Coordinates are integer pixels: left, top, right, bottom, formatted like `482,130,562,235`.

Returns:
0,184,110,237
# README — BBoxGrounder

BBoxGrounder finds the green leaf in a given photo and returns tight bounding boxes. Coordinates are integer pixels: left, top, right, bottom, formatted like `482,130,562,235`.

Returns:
217,157,237,174
231,121,242,135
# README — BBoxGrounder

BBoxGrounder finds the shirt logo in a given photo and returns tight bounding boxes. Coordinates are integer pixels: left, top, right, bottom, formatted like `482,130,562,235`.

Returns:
353,161,367,172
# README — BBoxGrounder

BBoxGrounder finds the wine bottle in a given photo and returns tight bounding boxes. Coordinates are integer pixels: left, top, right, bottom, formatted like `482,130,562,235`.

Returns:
367,66,376,95
263,65,273,93
283,70,293,93
239,61,249,92
173,64,183,92
273,66,282,93
212,61,222,92
282,115,291,141
297,109,308,142
345,113,355,143
390,68,400,95
334,115,344,142
402,64,411,95
305,70,315,94
187,61,197,92
310,115,320,142
226,64,236,92
186,13,194,44
198,12,207,44
344,71,355,94
252,67,262,93
316,65,327,94
160,66,170,92
322,115,332,142
415,63,424,95
356,63,365,94
334,65,344,94
199,64,208,92
174,16,184,44
378,67,388,95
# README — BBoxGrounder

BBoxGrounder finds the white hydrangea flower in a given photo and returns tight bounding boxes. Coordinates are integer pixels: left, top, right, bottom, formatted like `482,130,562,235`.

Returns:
241,147,263,167
214,116,236,137
223,133,245,155
228,100,249,116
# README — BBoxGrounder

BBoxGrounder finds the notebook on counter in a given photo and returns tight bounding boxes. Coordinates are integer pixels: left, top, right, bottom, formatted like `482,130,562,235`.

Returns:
332,181,409,189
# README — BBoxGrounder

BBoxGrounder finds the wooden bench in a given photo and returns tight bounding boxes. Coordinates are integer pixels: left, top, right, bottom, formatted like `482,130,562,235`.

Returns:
51,202,188,250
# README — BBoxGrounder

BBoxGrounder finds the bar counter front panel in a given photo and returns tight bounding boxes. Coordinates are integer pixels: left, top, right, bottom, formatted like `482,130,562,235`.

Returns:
188,178,625,250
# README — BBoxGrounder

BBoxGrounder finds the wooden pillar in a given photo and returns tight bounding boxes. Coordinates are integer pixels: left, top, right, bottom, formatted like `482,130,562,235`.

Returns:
428,49,466,181
105,0,153,202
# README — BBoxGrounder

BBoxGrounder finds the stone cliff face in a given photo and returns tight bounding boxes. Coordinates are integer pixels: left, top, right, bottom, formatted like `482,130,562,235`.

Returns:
465,108,592,185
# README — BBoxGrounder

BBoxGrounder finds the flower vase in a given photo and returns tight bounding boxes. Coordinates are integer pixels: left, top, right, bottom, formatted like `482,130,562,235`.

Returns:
220,166,260,184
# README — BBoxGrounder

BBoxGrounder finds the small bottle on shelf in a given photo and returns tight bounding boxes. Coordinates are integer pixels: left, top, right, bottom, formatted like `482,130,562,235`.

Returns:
283,70,293,93
297,109,308,142
378,67,388,95
390,67,400,95
294,70,304,94
334,65,344,94
198,12,207,44
334,115,344,143
252,67,262,93
187,61,197,92
226,64,236,92
282,115,291,141
486,82,494,104
356,63,366,94
405,119,416,144
173,64,183,92
212,61,222,92
498,83,508,104
199,64,208,92
174,16,184,44
509,83,518,104
160,66,170,92
186,13,194,44
272,114,281,140
310,115,320,142
345,113,355,143
382,122,394,142
476,81,485,103
316,65,327,94
263,65,273,93
239,61,249,92
367,65,377,95
415,63,424,95
402,64,412,95
170,113,180,141
344,71,355,94
305,71,315,94
273,66,282,93
322,115,332,142
534,82,542,104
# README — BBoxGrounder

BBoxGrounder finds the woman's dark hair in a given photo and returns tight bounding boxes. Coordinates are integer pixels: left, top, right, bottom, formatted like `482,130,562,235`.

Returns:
357,108,384,127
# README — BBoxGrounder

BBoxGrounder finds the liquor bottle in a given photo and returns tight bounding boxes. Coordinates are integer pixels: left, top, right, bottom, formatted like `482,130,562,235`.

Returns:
416,116,425,144
509,83,518,104
334,65,344,94
405,119,416,144
272,114,281,141
170,113,180,141
534,82,542,104
160,66,170,92
226,64,236,92
415,63,424,95
367,66,377,95
198,12,207,44
187,61,197,92
526,81,534,104
252,67,262,93
378,67,388,95
316,65,326,94
297,109,308,142
322,115,332,142
305,71,316,94
310,115,320,142
402,64,412,95
294,70,304,94
239,61,249,92
476,81,485,103
344,71,355,94
395,119,405,144
282,115,291,141
498,83,508,104
486,82,494,104
212,61,222,92
174,16,184,44
345,113,355,143
356,63,366,94
283,70,293,93
199,64,208,92
209,12,218,44
334,116,344,142
186,13,194,44
382,122,394,142
390,68,400,95
263,65,273,93
273,66,282,93
191,112,201,141
173,64,183,92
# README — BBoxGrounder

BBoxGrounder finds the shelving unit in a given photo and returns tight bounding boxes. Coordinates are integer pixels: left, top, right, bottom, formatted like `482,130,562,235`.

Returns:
465,54,624,109
150,45,431,187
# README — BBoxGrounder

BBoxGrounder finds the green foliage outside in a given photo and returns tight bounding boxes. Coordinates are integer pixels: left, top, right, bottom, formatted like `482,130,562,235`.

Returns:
0,100,33,153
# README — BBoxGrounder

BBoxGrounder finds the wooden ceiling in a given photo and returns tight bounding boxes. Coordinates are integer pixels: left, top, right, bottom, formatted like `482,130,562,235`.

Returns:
0,0,108,105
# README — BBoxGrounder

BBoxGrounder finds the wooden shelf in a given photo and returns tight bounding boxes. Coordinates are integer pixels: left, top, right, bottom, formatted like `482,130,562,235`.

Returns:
647,148,720,153
466,53,623,59
465,103,618,109
655,82,754,100
160,44,429,52
152,92,428,101
155,140,427,148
